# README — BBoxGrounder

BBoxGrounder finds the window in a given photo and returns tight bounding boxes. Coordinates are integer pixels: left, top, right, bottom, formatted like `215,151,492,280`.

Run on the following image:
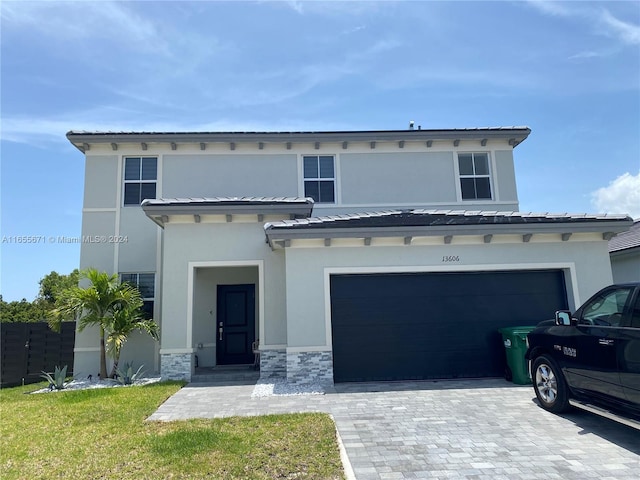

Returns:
631,296,640,328
580,287,632,327
458,153,492,200
303,155,335,203
120,273,155,319
124,157,157,206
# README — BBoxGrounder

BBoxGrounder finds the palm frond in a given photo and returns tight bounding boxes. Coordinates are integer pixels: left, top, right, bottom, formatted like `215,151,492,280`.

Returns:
50,268,160,379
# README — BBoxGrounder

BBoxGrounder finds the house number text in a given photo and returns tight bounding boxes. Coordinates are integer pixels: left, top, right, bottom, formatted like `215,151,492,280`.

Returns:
442,255,460,263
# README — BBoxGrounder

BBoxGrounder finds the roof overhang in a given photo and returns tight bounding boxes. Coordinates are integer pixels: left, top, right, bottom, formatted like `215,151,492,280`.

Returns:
264,210,633,249
142,197,314,227
608,220,640,254
610,245,640,258
66,127,531,153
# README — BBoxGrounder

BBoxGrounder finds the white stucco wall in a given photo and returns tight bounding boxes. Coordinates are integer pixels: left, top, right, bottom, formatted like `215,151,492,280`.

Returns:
114,331,158,373
83,155,119,208
339,151,457,204
157,142,519,215
117,208,159,272
160,220,287,354
610,249,640,283
494,150,518,204
79,212,117,272
283,235,613,348
162,154,299,198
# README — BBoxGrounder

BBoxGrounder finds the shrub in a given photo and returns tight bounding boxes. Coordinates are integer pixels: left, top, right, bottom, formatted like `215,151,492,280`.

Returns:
115,363,145,386
40,365,68,390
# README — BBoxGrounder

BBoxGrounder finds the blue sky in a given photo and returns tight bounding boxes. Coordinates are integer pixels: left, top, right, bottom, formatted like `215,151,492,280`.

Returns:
1,0,639,302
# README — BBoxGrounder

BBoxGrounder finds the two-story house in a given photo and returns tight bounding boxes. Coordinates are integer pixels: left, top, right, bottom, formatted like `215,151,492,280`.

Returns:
67,128,632,384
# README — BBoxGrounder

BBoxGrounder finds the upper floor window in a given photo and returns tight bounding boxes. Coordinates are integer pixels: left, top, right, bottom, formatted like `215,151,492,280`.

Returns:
120,273,155,319
303,155,335,203
458,153,492,200
124,157,157,206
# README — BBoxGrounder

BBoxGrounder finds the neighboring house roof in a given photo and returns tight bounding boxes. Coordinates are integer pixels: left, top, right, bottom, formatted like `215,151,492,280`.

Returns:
141,197,314,227
66,126,531,152
609,219,640,253
264,210,633,247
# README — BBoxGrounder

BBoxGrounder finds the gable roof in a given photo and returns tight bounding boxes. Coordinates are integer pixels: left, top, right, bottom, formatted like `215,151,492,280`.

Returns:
609,219,640,253
264,209,633,247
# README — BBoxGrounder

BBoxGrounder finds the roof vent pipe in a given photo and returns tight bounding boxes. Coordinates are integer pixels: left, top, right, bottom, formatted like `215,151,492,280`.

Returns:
409,120,414,130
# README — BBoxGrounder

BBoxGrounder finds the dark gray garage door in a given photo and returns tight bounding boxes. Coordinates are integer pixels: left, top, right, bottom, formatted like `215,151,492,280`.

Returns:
330,270,567,383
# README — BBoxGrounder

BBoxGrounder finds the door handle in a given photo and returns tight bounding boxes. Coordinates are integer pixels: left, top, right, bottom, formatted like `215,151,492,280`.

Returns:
598,338,614,346
219,322,223,341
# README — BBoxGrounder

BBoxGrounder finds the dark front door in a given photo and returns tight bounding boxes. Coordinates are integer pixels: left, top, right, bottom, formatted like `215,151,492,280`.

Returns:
216,284,255,365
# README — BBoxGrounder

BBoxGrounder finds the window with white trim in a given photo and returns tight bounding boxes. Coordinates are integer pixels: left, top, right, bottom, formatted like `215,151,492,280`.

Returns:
120,273,155,319
123,157,157,206
458,153,492,200
303,155,335,203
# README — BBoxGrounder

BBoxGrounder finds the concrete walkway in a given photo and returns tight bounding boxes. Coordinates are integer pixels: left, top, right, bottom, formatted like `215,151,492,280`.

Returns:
149,379,640,479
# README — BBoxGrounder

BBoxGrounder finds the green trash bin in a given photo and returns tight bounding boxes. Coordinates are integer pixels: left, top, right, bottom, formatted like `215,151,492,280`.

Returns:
498,326,536,385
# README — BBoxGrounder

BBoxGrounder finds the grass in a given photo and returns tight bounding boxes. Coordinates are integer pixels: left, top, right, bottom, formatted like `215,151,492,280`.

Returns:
0,382,345,479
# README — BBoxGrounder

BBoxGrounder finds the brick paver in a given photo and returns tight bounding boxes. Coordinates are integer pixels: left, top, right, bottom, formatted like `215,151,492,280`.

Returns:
148,379,640,479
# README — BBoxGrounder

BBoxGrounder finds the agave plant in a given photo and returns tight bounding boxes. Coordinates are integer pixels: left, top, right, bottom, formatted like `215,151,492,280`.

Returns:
114,362,145,386
40,365,68,390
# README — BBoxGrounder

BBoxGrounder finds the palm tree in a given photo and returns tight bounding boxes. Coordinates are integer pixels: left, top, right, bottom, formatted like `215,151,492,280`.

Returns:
51,268,158,379
107,300,159,378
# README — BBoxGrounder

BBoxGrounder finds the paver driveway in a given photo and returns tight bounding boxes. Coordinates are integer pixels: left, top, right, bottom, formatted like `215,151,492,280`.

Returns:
149,379,640,479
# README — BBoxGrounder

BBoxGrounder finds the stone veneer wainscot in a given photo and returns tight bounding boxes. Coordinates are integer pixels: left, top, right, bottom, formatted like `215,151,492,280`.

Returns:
259,348,287,380
286,351,333,385
161,353,192,381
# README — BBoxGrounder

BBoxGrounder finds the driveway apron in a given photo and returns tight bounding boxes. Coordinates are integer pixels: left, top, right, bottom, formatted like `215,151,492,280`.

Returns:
148,379,640,479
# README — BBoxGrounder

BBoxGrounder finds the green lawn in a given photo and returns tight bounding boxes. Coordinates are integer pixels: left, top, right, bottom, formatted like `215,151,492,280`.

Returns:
0,382,345,479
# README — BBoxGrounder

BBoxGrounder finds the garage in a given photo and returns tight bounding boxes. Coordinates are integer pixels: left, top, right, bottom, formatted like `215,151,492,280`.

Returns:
330,269,568,383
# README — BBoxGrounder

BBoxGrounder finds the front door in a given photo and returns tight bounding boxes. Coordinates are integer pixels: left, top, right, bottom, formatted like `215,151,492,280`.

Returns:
216,284,255,365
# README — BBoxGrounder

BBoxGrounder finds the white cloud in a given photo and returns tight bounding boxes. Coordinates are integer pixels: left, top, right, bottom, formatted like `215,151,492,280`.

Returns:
568,50,606,60
0,114,206,145
1,1,170,55
371,65,539,91
1,116,77,145
340,25,366,36
0,111,351,146
285,1,305,14
591,171,640,219
599,8,640,45
524,0,570,17
524,1,640,47
280,0,391,16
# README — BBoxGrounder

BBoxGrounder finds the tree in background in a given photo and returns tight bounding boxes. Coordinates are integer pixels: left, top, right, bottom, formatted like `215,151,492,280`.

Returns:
51,268,158,379
0,269,79,323
0,295,47,323
37,269,80,307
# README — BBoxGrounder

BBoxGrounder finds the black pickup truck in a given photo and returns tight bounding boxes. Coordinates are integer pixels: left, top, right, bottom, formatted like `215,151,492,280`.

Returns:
525,283,640,429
